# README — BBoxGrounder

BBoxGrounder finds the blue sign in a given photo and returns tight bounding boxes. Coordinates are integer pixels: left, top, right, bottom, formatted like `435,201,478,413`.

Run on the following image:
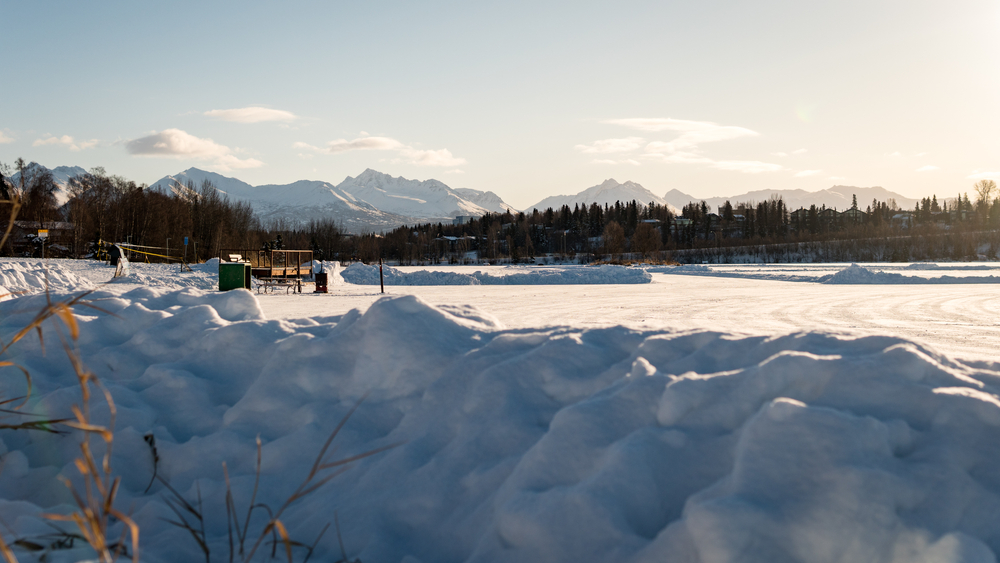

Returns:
184,237,189,245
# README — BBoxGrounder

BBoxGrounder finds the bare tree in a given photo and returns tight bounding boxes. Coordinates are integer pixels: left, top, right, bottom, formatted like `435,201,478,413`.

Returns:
974,179,997,206
602,220,625,260
632,222,661,259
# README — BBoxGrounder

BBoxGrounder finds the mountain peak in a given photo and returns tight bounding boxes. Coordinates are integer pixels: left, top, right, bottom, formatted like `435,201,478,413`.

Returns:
525,178,669,212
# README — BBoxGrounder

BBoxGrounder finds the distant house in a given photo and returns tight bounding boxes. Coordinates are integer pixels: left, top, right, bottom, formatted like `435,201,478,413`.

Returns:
891,212,914,228
840,208,867,224
819,208,840,227
2,221,75,257
453,216,474,225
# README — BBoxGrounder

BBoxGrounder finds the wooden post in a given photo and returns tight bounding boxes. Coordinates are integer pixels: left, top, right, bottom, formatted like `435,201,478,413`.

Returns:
379,256,385,294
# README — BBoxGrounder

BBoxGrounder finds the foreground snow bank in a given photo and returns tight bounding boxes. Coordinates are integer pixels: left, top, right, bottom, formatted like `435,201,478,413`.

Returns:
341,263,652,285
3,289,1000,563
0,260,96,294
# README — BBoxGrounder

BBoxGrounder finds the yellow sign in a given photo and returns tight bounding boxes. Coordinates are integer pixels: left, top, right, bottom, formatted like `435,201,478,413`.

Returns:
37,229,49,239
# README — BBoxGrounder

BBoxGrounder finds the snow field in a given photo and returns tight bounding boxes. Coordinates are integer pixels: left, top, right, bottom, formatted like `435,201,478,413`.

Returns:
3,285,1000,562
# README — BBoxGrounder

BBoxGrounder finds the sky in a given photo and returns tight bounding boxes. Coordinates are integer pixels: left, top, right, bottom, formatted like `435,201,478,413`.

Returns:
2,0,999,210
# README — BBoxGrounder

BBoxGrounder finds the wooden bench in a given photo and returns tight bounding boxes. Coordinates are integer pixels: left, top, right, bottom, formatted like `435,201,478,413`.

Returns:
256,278,302,294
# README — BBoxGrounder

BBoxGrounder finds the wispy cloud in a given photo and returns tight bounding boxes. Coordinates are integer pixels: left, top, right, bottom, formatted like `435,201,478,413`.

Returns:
308,135,467,167
204,107,297,123
327,136,405,153
444,169,465,174
399,147,465,167
591,117,785,174
794,169,823,177
575,137,644,154
713,160,785,174
969,171,1000,180
916,165,940,172
606,118,757,152
126,129,262,171
33,135,98,151
592,158,641,166
0,131,13,144
773,149,807,157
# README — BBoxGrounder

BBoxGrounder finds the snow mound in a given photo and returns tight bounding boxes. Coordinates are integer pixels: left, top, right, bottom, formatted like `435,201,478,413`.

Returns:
0,261,96,294
108,263,218,289
3,290,1000,562
820,263,905,284
341,263,652,285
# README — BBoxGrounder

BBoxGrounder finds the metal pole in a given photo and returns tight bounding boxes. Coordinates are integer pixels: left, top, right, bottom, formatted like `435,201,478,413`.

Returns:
379,256,384,294
166,238,170,263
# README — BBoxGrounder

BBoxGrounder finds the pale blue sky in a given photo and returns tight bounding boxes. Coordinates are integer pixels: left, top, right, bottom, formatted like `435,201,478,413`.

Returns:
2,0,998,209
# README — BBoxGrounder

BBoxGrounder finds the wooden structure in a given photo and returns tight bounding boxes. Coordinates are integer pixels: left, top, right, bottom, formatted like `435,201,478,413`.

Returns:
220,249,314,280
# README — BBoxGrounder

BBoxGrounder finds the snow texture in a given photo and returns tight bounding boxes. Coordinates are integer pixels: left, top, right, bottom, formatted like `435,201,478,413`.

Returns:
3,281,1000,562
340,262,653,285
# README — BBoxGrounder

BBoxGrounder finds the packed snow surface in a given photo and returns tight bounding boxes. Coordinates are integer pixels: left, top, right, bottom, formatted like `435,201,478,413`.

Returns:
3,259,1000,562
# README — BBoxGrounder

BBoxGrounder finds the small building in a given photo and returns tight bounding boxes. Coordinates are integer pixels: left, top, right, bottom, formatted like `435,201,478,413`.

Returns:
2,221,75,256
453,216,474,225
840,208,867,224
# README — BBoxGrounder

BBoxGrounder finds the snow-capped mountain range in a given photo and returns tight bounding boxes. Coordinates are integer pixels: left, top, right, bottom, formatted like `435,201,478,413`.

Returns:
9,162,923,232
7,163,87,205
526,179,681,214
149,168,516,233
528,179,919,216
662,186,920,214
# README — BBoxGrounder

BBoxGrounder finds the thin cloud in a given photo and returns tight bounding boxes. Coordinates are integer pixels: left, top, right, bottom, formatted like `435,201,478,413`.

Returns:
916,165,940,172
773,149,806,157
794,170,823,177
321,135,466,167
445,169,465,174
205,107,297,123
0,131,13,144
712,160,786,174
575,137,644,154
126,128,262,171
592,158,641,166
969,171,1000,180
590,117,783,174
328,136,405,153
33,135,98,151
399,147,465,167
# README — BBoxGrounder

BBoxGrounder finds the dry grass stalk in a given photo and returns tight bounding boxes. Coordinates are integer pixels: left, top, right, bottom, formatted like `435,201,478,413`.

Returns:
39,308,139,563
158,394,399,563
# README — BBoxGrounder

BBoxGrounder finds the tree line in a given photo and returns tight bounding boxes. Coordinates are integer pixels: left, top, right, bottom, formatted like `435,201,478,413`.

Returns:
2,158,998,264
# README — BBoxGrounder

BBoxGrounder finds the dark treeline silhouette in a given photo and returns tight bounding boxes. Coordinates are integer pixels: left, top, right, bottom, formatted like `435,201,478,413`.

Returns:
3,158,998,265
0,160,353,262
351,179,1000,265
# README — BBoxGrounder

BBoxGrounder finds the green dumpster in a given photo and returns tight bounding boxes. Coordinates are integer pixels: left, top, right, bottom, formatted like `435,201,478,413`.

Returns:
219,262,251,291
